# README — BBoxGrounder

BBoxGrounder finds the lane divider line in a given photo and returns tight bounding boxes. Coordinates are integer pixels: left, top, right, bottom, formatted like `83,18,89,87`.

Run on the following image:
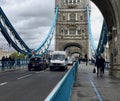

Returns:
89,77,103,101
17,74,32,80
36,72,41,74
0,82,8,86
82,64,103,101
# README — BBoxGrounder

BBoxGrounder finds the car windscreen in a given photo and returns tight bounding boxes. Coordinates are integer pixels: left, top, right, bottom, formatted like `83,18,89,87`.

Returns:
51,54,65,61
30,57,41,62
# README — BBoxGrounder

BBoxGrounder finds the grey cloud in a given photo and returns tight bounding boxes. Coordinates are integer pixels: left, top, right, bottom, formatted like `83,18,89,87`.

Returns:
15,17,52,30
0,1,103,51
0,0,7,5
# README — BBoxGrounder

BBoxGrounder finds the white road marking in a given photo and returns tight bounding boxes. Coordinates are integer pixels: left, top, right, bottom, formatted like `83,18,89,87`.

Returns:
35,70,45,73
17,74,32,80
0,82,8,86
36,71,41,74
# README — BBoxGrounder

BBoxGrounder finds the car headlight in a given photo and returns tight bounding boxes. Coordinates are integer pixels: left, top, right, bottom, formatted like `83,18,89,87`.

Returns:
50,63,54,66
60,63,65,66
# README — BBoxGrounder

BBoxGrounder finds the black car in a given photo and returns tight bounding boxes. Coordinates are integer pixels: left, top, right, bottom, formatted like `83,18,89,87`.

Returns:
28,56,47,71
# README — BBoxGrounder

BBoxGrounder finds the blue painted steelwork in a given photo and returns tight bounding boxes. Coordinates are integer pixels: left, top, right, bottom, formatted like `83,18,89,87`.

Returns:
45,61,79,101
34,6,58,56
0,59,29,71
0,7,31,53
86,6,107,58
89,77,103,101
96,21,107,56
0,6,58,56
0,22,29,55
86,6,96,53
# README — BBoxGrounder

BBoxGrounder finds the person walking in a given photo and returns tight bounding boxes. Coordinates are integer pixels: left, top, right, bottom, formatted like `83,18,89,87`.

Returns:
85,54,88,66
100,56,105,77
95,56,101,76
1,56,5,71
95,56,105,77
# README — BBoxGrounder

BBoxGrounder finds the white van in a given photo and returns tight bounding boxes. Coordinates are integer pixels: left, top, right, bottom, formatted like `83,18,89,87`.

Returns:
49,51,68,71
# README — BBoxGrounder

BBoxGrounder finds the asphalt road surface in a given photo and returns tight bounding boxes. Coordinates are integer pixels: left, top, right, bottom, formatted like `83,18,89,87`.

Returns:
0,67,67,101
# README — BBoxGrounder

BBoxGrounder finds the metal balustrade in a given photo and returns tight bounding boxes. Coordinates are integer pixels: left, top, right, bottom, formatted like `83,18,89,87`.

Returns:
45,61,79,101
0,59,29,71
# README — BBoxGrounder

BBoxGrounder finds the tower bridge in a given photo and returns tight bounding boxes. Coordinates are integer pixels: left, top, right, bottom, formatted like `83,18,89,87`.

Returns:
55,0,89,58
55,0,120,78
91,0,120,78
0,0,120,101
0,0,120,79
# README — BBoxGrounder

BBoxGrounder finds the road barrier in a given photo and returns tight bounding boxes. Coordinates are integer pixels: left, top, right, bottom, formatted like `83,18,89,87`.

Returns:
0,59,29,71
45,61,79,101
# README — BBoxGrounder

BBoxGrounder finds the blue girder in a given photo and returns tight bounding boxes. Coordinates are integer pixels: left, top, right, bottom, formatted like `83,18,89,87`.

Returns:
86,6,96,58
0,22,29,55
0,7,31,52
96,21,107,56
0,6,58,56
33,6,58,56
86,6,107,58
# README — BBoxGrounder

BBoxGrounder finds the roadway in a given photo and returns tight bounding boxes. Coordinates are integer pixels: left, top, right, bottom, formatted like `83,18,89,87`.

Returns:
0,67,67,101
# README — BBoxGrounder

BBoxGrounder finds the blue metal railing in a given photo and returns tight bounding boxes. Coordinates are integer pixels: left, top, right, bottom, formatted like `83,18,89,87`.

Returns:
45,61,79,101
0,59,29,71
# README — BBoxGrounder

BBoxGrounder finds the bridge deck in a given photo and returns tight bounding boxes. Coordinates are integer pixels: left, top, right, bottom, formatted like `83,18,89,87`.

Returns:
71,63,120,101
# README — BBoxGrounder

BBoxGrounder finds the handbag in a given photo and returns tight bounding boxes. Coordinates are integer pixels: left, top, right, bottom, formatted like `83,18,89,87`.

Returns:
93,68,96,73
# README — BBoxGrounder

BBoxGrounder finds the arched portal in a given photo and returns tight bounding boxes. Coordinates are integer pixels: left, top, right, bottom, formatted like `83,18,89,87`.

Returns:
55,0,89,60
55,0,120,78
91,0,120,78
64,43,82,51
63,43,82,58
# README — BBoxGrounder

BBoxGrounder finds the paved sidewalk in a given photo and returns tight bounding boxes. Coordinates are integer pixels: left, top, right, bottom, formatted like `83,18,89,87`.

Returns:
70,63,120,101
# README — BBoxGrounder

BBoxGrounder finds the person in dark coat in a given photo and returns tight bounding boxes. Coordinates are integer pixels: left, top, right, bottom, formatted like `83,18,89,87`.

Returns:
85,54,88,66
95,56,105,77
99,56,105,77
95,56,101,76
1,56,5,70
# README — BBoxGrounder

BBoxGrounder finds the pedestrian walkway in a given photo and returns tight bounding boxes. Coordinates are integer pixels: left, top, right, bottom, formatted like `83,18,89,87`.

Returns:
70,63,120,101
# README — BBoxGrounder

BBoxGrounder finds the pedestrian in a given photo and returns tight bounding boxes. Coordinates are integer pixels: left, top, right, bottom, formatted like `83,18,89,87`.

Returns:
100,56,105,76
8,56,12,69
1,56,5,70
95,56,105,77
85,54,88,66
95,56,101,77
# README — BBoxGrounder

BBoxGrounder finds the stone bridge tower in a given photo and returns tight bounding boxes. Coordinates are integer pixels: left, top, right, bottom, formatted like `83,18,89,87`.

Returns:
55,0,90,58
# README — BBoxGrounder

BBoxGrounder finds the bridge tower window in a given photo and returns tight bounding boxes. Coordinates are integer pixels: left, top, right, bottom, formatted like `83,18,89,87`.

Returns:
65,0,68,3
82,29,85,33
73,0,76,3
70,13,76,21
69,0,72,3
64,0,82,5
64,0,68,5
80,15,83,20
65,30,68,34
60,28,64,34
70,29,76,34
61,29,64,33
78,30,81,34
63,15,65,20
77,0,81,3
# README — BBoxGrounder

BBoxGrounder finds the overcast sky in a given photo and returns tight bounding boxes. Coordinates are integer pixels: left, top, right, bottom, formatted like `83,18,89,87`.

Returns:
0,0,103,51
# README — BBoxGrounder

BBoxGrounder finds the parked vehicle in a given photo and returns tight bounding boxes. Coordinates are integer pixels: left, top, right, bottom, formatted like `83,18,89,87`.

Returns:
49,51,68,71
28,56,47,71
